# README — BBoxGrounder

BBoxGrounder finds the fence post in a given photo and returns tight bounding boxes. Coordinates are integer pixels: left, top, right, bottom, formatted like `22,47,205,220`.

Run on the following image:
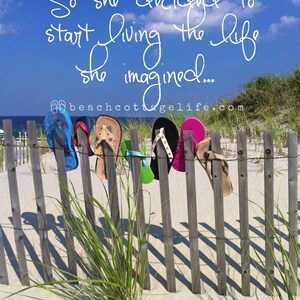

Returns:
103,126,121,234
18,132,22,166
211,132,226,295
0,142,4,172
0,225,9,285
288,131,298,296
237,131,250,296
27,121,53,283
3,119,30,286
130,129,151,290
183,130,201,294
53,128,78,278
264,131,274,295
24,132,29,163
77,127,96,231
156,128,176,292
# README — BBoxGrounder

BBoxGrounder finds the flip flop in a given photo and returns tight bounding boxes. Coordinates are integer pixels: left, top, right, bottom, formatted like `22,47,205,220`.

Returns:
121,140,154,184
92,115,122,179
172,117,205,172
72,117,94,156
150,118,179,180
44,108,78,171
196,139,233,197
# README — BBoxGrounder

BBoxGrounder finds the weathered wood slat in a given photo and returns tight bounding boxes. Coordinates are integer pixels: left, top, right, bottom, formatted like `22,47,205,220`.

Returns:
130,129,151,290
53,129,77,278
27,121,53,283
103,129,121,234
77,127,96,231
237,131,250,296
3,119,30,286
156,128,176,292
183,130,201,294
264,131,274,295
0,224,9,285
288,131,298,296
211,132,226,295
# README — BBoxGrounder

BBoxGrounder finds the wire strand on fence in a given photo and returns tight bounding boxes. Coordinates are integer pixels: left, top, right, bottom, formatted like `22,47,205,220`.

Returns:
2,144,299,162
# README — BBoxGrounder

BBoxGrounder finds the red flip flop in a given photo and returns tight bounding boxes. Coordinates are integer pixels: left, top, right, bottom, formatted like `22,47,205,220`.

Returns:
73,117,94,156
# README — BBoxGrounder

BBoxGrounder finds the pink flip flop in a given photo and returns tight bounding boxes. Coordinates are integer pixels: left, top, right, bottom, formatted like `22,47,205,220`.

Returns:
172,117,205,172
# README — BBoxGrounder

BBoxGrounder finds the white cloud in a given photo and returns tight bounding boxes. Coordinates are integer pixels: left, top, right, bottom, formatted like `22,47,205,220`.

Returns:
0,0,12,17
122,1,263,34
0,22,16,35
292,0,300,6
0,0,19,35
265,15,298,39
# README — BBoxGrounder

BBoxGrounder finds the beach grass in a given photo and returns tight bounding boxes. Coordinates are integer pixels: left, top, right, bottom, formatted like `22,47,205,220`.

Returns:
35,125,49,173
15,175,148,300
254,205,299,299
122,118,152,153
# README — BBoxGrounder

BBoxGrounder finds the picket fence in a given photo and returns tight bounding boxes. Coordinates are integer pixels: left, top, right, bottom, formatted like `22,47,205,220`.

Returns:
0,119,299,297
0,131,29,173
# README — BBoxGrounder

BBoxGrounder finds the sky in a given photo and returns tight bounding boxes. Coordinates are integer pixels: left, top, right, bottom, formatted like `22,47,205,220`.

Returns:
0,0,300,117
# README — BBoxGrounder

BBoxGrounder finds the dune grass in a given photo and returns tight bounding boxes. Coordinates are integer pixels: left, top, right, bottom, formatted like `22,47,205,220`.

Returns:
166,70,300,146
13,173,148,300
254,206,299,300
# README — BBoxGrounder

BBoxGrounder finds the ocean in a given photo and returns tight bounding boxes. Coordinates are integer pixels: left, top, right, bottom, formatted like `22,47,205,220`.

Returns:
0,116,154,134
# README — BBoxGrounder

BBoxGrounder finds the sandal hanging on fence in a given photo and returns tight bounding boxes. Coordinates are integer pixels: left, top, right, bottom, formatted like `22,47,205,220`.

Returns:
92,115,122,179
173,117,205,172
150,118,179,180
72,116,94,156
121,140,154,184
44,108,78,171
196,139,233,197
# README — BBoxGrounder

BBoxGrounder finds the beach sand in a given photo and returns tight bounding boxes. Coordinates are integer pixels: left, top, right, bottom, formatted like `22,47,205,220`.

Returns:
0,140,299,299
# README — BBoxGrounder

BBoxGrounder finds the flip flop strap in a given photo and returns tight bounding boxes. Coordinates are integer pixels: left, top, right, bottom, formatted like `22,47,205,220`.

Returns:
204,150,224,161
151,127,173,162
204,151,229,176
95,125,116,157
126,150,149,168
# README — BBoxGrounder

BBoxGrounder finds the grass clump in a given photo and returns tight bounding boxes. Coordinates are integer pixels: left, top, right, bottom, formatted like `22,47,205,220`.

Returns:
167,69,300,144
122,118,152,153
16,182,148,300
254,206,299,300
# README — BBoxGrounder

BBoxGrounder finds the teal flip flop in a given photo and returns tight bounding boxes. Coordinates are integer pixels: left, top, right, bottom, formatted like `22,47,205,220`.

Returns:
121,140,154,184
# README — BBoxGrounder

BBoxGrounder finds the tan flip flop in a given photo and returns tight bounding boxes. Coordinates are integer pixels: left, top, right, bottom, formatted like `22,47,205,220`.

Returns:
196,139,233,197
92,115,122,179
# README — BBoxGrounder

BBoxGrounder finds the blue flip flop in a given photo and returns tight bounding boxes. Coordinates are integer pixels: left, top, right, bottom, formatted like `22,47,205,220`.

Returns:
44,108,78,171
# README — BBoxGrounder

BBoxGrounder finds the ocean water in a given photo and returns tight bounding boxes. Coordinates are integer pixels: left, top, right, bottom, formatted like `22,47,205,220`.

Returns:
0,116,154,133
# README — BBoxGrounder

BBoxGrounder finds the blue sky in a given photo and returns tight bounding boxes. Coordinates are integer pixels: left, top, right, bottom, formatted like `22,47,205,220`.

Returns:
0,0,299,117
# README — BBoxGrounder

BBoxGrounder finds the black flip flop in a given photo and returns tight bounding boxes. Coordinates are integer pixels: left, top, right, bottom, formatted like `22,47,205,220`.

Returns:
150,118,179,180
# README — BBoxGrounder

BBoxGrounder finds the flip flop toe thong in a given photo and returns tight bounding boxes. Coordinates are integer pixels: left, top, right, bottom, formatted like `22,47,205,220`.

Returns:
150,117,179,180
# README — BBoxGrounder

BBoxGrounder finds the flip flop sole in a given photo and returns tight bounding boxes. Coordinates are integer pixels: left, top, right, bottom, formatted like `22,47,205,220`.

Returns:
44,108,78,171
121,140,154,184
196,139,233,197
150,118,179,180
93,115,122,179
73,117,94,156
173,117,205,172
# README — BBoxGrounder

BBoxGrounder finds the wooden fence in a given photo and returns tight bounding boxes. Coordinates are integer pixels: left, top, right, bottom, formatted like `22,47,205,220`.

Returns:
0,119,299,297
0,131,30,173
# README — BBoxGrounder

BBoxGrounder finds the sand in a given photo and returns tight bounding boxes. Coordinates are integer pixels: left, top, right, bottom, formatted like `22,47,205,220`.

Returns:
0,140,299,300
